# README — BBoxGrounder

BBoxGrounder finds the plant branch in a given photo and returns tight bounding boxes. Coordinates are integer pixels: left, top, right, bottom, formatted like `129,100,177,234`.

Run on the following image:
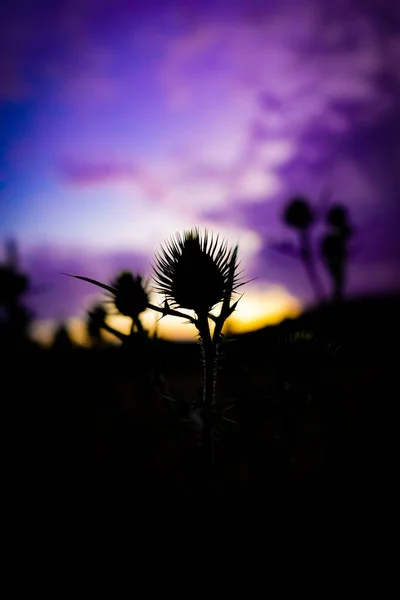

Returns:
147,302,197,325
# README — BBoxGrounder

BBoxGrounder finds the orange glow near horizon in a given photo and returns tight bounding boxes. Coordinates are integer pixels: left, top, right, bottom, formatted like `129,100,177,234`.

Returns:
223,285,302,333
30,285,302,347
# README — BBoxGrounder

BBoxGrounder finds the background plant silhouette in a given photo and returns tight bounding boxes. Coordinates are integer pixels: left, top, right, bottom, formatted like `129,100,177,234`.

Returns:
86,304,108,348
51,322,75,351
273,196,355,305
0,239,32,349
282,196,325,302
152,228,245,475
67,270,149,340
321,205,353,303
0,217,392,506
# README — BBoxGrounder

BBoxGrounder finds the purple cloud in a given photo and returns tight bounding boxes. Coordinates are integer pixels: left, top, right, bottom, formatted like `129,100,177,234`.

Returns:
59,160,139,185
2,0,400,321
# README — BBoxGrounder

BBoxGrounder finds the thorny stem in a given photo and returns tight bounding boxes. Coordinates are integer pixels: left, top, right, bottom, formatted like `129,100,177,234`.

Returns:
197,311,217,475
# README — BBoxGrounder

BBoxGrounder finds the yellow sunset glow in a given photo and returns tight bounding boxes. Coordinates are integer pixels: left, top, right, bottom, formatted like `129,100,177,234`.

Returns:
30,285,302,346
225,285,302,333
32,285,301,345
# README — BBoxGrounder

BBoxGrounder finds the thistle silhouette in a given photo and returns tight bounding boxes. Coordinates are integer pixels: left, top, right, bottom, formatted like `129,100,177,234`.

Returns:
111,271,148,331
87,304,107,346
151,228,247,474
64,270,149,339
283,197,325,302
65,269,169,418
284,197,314,231
0,239,32,348
66,229,248,481
321,205,353,302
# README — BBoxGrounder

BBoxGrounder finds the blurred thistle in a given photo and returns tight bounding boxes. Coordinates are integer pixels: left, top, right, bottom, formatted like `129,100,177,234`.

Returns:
0,266,28,306
0,239,29,307
150,228,248,474
326,205,352,235
284,196,315,231
277,196,355,304
64,270,149,337
0,239,32,347
281,196,325,303
321,204,353,303
87,304,107,346
111,271,148,321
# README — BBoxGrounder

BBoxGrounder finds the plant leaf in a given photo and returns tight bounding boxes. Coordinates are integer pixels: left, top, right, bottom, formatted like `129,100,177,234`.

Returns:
62,273,116,294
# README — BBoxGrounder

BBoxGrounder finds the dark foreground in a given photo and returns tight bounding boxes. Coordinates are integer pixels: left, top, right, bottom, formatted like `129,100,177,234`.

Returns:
4,294,398,521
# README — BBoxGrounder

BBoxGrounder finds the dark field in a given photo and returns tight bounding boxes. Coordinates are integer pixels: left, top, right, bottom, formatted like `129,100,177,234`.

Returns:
4,294,397,520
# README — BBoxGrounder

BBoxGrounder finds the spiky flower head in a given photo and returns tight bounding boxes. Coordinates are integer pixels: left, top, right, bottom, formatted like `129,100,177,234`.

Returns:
327,205,352,235
64,269,149,322
111,271,149,318
284,197,315,230
153,229,240,314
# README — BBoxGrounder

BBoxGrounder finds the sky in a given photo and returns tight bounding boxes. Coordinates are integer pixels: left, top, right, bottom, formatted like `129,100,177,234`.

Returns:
1,0,399,342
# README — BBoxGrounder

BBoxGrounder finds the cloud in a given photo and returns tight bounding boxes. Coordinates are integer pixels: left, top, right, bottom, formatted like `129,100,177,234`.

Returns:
235,168,281,200
59,158,170,202
60,160,137,184
3,0,400,314
153,0,400,228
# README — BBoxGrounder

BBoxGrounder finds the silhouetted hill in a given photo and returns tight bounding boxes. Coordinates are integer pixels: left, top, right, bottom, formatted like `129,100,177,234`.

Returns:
232,292,400,362
5,293,397,516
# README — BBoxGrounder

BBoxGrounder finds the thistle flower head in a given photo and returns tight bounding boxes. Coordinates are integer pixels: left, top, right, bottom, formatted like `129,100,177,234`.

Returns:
153,229,240,314
110,271,149,318
65,270,149,322
327,205,352,235
284,197,314,230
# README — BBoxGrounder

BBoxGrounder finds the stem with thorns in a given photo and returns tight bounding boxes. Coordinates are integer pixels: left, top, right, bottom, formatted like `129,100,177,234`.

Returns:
197,311,217,474
196,246,242,476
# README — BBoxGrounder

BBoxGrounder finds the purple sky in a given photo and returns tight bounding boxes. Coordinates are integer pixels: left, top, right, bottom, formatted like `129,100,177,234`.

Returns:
1,0,399,326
